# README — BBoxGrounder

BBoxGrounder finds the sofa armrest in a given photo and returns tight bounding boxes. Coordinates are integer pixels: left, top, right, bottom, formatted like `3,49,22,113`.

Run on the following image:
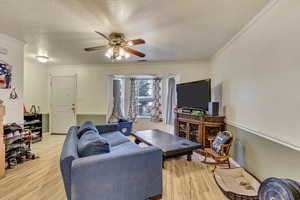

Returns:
95,124,120,134
60,126,79,200
118,120,133,136
71,146,162,200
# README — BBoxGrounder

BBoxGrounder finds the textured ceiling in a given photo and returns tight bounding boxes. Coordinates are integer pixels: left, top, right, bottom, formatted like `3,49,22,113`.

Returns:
0,0,270,64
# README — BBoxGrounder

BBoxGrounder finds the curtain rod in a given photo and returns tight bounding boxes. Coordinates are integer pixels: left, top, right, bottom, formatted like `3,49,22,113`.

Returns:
110,73,176,79
113,77,161,81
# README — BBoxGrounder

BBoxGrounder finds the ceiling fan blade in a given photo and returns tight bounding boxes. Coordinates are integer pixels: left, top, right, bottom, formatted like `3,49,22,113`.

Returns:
95,31,110,41
125,39,145,46
84,45,110,52
124,47,145,57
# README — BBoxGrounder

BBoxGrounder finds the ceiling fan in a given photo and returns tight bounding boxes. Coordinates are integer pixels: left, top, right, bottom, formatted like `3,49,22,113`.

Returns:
85,31,146,60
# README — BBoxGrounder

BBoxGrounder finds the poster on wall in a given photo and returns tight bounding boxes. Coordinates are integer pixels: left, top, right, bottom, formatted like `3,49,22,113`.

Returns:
0,60,12,89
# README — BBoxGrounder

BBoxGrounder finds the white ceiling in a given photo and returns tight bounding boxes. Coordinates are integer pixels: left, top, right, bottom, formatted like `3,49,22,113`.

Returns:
0,0,270,65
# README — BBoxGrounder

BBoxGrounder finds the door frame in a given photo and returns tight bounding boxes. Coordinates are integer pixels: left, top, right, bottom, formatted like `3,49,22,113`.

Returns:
49,74,78,134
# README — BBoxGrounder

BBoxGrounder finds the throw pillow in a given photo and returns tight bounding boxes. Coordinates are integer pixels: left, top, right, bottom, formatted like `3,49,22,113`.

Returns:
77,130,111,157
212,132,231,154
77,121,98,139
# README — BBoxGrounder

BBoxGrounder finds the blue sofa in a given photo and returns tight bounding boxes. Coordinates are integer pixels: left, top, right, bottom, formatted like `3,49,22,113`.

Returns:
60,123,163,200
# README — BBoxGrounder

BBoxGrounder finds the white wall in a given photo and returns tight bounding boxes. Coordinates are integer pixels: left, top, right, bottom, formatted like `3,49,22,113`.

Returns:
24,61,211,115
50,61,211,115
212,0,300,151
0,33,24,124
24,61,49,113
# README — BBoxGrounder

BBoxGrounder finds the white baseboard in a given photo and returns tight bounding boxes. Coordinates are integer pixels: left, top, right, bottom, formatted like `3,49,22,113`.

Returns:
229,157,241,168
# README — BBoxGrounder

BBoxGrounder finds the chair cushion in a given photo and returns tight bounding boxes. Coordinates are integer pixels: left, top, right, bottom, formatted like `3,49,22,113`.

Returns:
77,121,98,138
101,131,130,147
77,130,111,157
212,132,231,154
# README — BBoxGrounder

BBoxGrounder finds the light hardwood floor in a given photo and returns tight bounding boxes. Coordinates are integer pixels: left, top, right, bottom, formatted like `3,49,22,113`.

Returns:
0,133,227,200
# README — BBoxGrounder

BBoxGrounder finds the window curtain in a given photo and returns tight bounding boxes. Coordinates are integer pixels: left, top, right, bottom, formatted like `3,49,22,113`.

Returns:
127,78,137,121
164,77,176,124
108,79,124,122
106,76,114,123
123,78,131,118
151,78,163,122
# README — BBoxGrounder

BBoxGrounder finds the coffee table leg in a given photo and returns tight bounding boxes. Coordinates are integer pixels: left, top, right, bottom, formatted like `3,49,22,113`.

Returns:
187,152,192,161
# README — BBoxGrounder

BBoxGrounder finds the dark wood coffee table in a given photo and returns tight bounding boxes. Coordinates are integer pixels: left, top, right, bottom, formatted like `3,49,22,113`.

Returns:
132,129,201,167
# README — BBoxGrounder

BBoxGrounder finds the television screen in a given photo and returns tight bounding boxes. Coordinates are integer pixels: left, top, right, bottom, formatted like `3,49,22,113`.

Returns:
176,79,211,110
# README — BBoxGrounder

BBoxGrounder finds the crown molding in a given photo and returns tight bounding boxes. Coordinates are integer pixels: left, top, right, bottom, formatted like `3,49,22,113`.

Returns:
213,0,279,59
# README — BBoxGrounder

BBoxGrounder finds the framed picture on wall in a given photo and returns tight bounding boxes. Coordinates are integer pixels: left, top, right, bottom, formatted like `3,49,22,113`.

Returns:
0,60,12,89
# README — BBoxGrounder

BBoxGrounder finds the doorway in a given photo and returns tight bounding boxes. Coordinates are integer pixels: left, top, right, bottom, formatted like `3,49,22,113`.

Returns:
50,75,77,134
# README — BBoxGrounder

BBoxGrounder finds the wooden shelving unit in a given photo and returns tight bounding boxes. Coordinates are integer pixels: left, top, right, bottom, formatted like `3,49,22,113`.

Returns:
175,110,225,149
24,113,43,143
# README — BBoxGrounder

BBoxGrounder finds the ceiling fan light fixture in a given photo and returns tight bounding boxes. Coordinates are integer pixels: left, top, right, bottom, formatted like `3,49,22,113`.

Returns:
107,48,113,55
105,52,110,58
105,47,114,58
84,31,146,61
36,55,49,63
125,53,130,59
119,48,125,56
128,41,134,46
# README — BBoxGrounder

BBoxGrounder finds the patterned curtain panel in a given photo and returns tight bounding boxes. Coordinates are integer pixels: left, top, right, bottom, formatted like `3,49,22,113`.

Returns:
151,78,163,122
165,77,176,124
106,76,114,123
123,78,131,118
108,79,124,122
127,78,137,121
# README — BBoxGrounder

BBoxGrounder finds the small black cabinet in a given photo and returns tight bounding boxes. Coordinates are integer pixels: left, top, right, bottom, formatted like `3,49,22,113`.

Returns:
24,113,43,143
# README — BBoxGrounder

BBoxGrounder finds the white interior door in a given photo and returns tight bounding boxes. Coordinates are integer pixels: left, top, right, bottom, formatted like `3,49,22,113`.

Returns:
50,75,77,134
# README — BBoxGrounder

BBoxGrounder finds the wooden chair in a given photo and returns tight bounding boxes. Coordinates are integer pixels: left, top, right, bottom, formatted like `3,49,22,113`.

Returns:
203,131,233,171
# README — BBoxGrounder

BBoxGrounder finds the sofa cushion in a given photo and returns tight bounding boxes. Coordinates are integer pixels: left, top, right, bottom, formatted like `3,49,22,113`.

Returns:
77,130,111,157
101,131,130,147
111,141,141,153
77,121,98,138
96,124,120,134
118,120,133,136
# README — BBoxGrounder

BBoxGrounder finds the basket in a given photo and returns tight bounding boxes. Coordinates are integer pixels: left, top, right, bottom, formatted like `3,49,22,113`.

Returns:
213,168,260,200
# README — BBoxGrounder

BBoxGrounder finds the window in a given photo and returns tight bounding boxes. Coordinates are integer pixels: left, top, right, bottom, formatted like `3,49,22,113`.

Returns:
136,79,154,118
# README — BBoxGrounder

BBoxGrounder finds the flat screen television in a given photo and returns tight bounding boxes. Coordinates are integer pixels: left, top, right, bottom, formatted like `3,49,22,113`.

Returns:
176,79,211,110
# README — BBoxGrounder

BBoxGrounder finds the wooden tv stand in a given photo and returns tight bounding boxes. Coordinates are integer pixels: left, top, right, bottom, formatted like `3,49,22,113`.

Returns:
174,110,225,149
